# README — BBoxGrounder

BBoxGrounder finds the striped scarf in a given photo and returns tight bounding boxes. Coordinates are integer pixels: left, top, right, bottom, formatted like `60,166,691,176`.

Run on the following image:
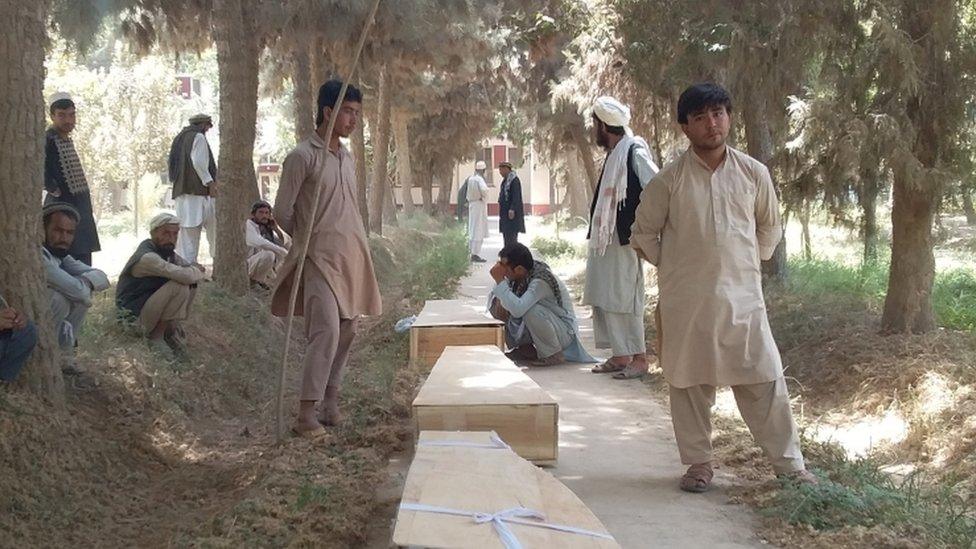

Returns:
52,131,89,195
509,260,563,309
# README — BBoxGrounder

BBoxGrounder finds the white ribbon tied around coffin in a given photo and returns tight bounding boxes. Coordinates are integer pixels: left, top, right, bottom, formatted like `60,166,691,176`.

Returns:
416,431,512,451
398,502,616,549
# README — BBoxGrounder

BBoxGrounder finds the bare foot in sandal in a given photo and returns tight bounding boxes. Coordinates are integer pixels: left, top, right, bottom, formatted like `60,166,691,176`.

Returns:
680,463,714,493
591,357,630,373
612,353,649,379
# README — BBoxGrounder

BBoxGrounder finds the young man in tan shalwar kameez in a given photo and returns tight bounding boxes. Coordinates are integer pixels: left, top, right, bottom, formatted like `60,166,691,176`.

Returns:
630,83,816,492
272,80,382,438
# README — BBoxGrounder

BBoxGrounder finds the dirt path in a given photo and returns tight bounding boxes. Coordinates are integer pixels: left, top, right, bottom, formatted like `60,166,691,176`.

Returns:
364,226,766,548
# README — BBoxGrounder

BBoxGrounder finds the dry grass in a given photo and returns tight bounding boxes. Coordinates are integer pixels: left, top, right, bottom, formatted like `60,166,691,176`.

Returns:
0,218,469,547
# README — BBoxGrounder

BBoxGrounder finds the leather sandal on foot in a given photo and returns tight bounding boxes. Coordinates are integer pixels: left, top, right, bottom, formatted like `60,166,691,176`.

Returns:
611,364,648,379
680,463,714,493
591,359,628,373
291,425,327,439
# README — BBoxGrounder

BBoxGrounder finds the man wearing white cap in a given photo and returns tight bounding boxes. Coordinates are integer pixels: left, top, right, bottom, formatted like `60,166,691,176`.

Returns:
630,83,815,492
584,96,659,379
44,92,101,266
167,113,218,265
116,212,206,357
465,160,490,262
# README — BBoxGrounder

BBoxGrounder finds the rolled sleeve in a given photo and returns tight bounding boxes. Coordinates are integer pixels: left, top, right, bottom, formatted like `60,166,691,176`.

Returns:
492,279,547,319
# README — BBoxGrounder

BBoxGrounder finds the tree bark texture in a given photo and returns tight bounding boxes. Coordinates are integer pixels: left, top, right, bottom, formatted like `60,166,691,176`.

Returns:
213,0,260,295
291,44,314,143
881,0,955,334
962,188,976,226
858,170,880,263
368,64,392,235
741,87,788,281
392,110,415,215
572,122,598,194
0,0,64,401
565,150,590,219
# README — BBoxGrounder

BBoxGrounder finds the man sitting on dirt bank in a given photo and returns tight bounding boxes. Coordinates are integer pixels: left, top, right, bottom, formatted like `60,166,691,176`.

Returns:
42,202,110,375
245,200,289,291
488,243,595,366
116,212,205,357
0,294,37,385
630,83,817,492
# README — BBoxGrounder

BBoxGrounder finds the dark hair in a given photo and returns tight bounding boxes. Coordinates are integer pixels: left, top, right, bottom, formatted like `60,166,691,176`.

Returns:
676,83,733,124
50,98,75,115
42,202,80,227
251,200,272,215
591,113,625,136
498,243,534,272
316,80,363,126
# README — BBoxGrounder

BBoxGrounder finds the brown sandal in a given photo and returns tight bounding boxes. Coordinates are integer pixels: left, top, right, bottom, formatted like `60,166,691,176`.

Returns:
611,364,648,380
591,359,628,373
680,463,714,493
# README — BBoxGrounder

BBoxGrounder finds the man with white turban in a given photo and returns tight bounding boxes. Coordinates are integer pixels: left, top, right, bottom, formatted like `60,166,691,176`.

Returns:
584,96,659,379
168,113,218,265
465,160,490,262
116,212,206,357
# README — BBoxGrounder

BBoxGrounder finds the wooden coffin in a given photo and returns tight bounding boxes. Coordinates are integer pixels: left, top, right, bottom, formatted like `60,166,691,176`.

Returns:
412,345,557,464
409,299,505,367
392,431,619,549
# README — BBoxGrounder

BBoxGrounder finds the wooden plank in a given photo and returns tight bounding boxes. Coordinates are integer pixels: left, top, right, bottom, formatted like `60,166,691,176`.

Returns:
412,299,504,328
392,431,619,549
409,325,505,368
413,346,558,463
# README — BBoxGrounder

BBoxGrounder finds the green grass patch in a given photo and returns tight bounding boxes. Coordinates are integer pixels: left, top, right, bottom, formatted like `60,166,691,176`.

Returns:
784,256,976,331
531,235,586,263
764,442,976,548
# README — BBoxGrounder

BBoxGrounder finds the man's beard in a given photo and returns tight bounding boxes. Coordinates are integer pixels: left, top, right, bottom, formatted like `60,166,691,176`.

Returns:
44,243,70,258
595,131,608,148
156,243,176,258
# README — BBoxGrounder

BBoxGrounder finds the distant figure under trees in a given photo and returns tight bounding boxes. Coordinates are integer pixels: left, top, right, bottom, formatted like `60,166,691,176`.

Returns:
168,113,218,265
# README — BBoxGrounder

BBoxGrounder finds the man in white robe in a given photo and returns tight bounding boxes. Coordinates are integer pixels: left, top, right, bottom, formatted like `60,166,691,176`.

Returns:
583,96,659,380
630,83,815,492
466,160,490,262
168,113,217,264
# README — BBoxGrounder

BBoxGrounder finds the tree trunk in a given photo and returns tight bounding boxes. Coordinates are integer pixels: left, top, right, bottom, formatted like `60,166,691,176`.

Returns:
310,37,330,89
368,64,391,235
800,199,812,260
384,169,398,225
132,177,140,236
392,110,415,216
291,44,314,144
566,150,590,218
881,0,952,334
858,170,880,263
741,88,787,281
572,122,598,193
962,188,976,226
213,0,260,295
352,119,369,233
421,169,434,213
436,164,454,214
0,0,63,401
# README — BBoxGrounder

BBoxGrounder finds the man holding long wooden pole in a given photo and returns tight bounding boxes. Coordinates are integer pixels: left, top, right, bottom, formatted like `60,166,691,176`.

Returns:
271,80,382,438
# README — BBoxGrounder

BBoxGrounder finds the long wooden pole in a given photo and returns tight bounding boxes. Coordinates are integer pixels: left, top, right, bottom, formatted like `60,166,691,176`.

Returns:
275,0,383,443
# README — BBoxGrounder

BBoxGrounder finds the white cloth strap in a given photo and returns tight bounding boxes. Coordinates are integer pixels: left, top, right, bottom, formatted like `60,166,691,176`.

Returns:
398,502,615,549
417,431,511,450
